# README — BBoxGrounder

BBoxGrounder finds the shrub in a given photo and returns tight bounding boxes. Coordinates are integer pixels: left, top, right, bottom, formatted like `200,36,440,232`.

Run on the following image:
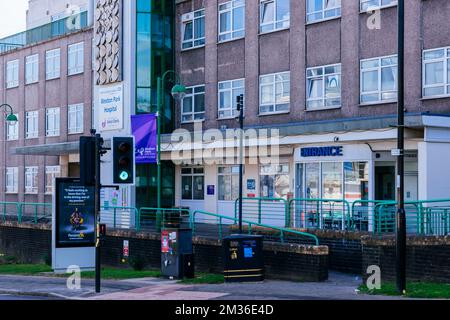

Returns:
129,256,145,271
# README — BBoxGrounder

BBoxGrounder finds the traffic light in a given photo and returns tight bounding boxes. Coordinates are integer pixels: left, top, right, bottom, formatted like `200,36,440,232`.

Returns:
113,137,135,184
80,136,96,186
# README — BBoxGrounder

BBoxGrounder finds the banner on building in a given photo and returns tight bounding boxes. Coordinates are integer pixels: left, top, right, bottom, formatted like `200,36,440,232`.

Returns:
98,83,124,131
131,113,157,164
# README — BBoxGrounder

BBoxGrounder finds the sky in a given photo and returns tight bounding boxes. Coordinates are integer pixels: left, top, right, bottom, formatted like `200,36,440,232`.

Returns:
0,0,28,39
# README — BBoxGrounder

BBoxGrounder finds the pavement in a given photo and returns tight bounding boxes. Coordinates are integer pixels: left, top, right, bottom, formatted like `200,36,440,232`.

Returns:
0,272,413,300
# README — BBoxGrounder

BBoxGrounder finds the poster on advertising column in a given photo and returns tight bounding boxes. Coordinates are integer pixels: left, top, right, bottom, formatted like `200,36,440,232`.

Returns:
98,83,124,131
131,113,157,164
55,178,96,248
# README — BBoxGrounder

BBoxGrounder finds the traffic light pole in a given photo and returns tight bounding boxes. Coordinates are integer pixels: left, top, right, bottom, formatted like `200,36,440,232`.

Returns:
237,95,244,234
93,130,102,293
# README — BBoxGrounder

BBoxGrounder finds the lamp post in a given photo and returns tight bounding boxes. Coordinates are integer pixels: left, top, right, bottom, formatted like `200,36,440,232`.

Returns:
396,0,407,295
156,71,186,230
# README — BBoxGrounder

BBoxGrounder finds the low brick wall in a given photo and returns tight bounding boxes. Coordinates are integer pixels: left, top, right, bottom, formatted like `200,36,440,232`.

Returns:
0,223,329,282
361,235,450,283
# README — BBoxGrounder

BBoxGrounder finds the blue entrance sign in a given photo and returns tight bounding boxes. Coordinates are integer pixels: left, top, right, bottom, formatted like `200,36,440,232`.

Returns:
301,146,343,157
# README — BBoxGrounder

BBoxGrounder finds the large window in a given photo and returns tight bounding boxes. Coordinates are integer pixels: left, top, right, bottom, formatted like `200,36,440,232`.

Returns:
25,166,38,194
26,111,39,139
46,48,60,80
307,64,341,110
181,85,205,123
6,60,19,88
307,0,341,23
218,166,240,201
360,55,397,104
25,54,39,84
45,166,60,194
260,164,290,199
68,42,84,75
344,162,369,201
5,167,19,193
259,71,290,114
46,107,60,137
360,0,397,12
181,167,204,200
68,103,84,134
260,0,290,33
423,47,450,98
6,114,19,141
182,9,205,50
218,0,245,42
218,79,245,119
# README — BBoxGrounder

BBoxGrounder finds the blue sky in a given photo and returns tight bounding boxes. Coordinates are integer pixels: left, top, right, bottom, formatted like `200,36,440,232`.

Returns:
0,0,28,38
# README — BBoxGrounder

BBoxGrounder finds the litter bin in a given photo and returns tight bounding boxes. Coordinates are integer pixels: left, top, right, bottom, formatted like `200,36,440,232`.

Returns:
223,234,264,282
161,228,194,279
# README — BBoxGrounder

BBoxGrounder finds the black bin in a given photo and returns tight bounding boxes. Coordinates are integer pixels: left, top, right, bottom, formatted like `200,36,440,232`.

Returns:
223,234,264,282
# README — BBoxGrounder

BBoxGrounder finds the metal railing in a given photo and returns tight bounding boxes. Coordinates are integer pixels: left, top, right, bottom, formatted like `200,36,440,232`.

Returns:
0,201,52,224
191,210,319,245
138,207,191,232
234,197,289,227
100,205,139,230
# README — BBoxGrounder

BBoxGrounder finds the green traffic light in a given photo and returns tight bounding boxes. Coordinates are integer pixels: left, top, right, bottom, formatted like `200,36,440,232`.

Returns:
119,171,129,181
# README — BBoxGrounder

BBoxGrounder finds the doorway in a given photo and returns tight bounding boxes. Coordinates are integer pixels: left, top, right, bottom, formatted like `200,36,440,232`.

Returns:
375,165,396,201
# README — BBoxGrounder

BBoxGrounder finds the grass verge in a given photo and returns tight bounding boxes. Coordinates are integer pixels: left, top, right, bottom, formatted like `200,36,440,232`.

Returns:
179,273,224,285
358,282,450,299
0,264,52,275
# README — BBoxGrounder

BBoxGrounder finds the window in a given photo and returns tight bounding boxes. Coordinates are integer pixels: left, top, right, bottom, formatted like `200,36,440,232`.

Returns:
46,48,60,80
181,85,205,123
5,167,19,193
260,164,290,199
307,64,341,110
218,0,245,42
181,167,204,200
344,162,369,201
25,167,38,194
360,0,397,12
423,47,450,98
218,79,245,119
6,114,19,141
68,103,84,134
45,166,60,194
46,107,60,137
307,0,341,23
25,54,39,84
260,0,290,33
259,71,290,114
360,55,397,104
218,166,240,201
25,111,39,139
68,42,84,75
182,9,205,50
6,60,19,88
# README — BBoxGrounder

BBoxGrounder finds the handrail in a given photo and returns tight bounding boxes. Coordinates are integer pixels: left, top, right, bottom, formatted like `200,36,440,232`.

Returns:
234,197,289,226
192,210,319,245
101,205,139,230
139,207,190,231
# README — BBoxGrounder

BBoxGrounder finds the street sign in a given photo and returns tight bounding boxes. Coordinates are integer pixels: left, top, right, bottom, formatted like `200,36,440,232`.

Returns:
391,149,402,156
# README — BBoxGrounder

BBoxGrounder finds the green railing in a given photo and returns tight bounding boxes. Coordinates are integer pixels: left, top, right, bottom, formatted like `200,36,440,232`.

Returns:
19,202,52,224
351,200,396,232
138,207,190,232
1,202,22,223
191,210,319,245
234,197,289,227
100,205,139,230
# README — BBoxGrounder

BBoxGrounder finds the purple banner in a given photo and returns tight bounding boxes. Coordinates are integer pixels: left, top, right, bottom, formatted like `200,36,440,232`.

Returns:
131,114,157,164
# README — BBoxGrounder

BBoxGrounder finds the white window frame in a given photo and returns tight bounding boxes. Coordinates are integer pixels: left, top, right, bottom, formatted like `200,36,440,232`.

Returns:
259,163,290,199
181,9,206,50
422,47,450,99
25,166,38,194
307,64,342,110
218,166,240,201
5,167,19,194
218,79,245,119
6,113,19,141
181,167,205,201
360,55,398,105
260,0,291,33
68,103,84,134
45,166,60,194
259,71,290,115
68,42,84,75
25,111,39,139
218,0,245,42
181,85,205,123
46,48,61,80
6,60,19,88
306,0,341,24
46,107,60,137
360,0,397,12
25,54,39,84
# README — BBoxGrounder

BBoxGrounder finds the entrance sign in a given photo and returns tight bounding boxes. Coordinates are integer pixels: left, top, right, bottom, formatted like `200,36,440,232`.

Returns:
131,113,157,164
98,83,124,131
55,179,95,248
301,146,343,157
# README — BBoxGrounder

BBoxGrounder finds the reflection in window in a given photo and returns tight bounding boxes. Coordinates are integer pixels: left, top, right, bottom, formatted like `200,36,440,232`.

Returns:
423,47,450,98
182,9,205,49
260,0,290,33
260,164,290,199
322,162,343,200
360,55,398,104
307,64,341,110
181,167,204,200
307,0,341,23
344,162,369,201
218,166,240,201
219,0,245,42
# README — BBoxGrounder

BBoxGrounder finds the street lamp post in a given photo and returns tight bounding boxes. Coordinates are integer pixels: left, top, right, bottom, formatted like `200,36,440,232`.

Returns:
396,0,407,295
156,71,186,231
0,104,18,124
